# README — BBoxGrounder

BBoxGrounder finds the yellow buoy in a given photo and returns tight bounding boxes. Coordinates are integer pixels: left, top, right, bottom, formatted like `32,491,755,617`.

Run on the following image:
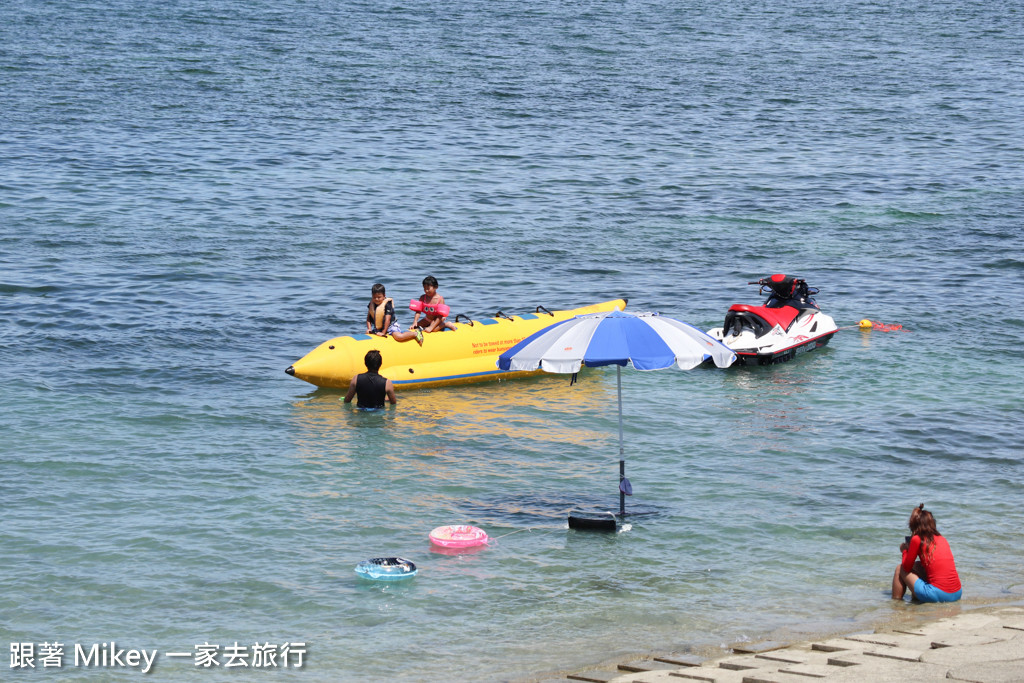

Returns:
859,319,873,329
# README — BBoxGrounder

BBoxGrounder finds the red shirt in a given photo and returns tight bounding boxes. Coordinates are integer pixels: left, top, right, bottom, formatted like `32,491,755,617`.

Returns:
902,534,961,593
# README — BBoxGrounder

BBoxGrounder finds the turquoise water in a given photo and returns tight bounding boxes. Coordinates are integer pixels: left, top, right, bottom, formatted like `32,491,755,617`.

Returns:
2,0,1023,679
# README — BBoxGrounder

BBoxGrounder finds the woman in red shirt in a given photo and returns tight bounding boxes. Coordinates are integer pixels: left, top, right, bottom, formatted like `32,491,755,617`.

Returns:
892,504,962,603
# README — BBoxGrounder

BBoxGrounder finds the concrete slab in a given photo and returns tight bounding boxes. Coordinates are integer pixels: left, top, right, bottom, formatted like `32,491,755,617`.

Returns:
920,636,1024,666
654,654,704,667
570,670,622,682
931,632,1010,649
619,660,687,673
610,670,683,683
894,613,1000,639
893,627,931,636
825,653,869,667
940,614,1002,631
1003,619,1024,632
843,632,931,650
777,663,835,678
820,658,953,683
947,659,1024,683
668,670,723,682
754,651,811,665
718,655,767,671
668,666,751,682
976,623,1021,639
731,641,788,655
809,638,864,653
573,607,1024,683
863,646,924,662
741,672,817,683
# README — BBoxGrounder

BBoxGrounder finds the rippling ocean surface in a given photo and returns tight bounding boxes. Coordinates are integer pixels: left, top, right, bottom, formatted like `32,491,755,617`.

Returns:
2,0,1022,679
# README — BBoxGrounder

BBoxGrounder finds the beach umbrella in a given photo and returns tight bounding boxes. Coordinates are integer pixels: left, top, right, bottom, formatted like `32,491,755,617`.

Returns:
497,310,736,523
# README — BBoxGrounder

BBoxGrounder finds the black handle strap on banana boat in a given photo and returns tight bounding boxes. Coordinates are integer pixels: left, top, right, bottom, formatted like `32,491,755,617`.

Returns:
496,311,513,320
536,305,554,316
454,314,474,326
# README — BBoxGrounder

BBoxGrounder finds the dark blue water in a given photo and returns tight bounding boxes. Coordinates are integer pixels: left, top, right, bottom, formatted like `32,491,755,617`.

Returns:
2,1,1022,680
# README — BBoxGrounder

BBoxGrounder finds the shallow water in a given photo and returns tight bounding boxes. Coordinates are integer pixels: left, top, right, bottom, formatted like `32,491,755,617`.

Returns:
2,0,1023,679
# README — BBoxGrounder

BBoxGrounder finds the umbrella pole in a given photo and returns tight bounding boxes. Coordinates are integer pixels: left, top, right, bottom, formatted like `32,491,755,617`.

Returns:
617,364,625,516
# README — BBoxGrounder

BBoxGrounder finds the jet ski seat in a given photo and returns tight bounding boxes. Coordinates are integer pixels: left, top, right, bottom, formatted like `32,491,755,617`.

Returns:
723,304,800,337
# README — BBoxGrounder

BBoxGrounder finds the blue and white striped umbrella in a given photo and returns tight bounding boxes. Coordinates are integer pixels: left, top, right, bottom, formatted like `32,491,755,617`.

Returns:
497,309,736,374
497,310,736,516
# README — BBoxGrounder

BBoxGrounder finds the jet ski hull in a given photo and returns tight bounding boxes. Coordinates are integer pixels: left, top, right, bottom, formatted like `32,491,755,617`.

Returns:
733,328,836,365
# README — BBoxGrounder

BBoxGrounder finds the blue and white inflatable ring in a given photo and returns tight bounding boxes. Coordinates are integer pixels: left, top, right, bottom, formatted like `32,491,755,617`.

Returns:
355,557,418,581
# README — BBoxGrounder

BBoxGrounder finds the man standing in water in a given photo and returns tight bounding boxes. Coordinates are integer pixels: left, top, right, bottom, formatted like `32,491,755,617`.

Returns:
343,350,397,409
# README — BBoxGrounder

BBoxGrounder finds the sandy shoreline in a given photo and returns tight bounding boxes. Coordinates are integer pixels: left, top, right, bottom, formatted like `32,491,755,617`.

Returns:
531,596,1024,683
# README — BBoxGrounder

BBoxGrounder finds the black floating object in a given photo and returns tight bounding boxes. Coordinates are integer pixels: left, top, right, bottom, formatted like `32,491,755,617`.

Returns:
568,512,617,532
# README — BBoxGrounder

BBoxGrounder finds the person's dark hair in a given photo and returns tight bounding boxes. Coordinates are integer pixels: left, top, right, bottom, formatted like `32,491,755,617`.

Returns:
364,349,382,373
909,503,940,561
423,275,438,288
371,283,386,295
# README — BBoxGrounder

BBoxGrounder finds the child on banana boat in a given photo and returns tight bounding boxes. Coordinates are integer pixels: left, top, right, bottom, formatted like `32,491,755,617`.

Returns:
366,283,400,338
367,282,419,344
400,275,457,342
412,276,456,332
378,276,456,344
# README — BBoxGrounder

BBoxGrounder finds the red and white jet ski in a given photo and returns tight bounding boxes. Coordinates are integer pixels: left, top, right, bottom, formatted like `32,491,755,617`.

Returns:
707,274,837,366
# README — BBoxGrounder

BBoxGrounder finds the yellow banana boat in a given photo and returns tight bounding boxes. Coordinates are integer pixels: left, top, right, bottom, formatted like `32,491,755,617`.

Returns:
286,299,626,390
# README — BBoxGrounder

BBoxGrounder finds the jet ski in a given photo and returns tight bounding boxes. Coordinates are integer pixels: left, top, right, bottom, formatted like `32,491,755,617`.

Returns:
707,274,837,366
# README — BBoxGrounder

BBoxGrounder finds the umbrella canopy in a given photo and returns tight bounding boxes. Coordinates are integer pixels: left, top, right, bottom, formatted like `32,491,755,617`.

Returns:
497,310,736,518
498,309,736,373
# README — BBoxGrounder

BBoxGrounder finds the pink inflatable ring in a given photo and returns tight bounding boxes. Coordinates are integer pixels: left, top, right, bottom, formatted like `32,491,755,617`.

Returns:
429,525,488,549
409,299,451,317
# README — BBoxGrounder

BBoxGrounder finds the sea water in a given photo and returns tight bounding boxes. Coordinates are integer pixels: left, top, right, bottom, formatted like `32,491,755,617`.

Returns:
1,0,1022,680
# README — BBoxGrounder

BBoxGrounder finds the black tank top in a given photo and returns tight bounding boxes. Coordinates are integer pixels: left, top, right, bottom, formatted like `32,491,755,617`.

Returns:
354,372,388,409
